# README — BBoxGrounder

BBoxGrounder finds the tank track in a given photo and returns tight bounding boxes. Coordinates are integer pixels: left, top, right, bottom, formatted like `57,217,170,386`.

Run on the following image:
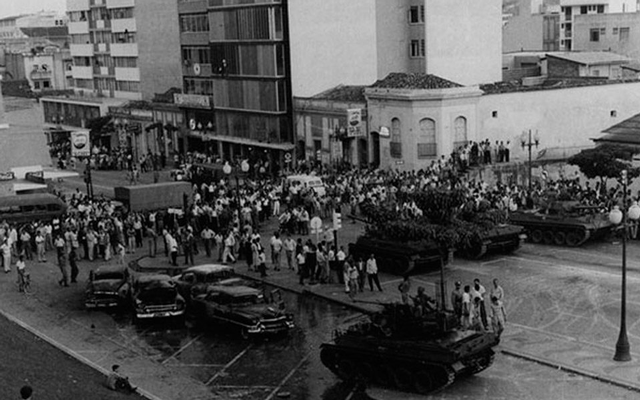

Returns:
320,345,456,395
460,350,495,376
526,227,590,247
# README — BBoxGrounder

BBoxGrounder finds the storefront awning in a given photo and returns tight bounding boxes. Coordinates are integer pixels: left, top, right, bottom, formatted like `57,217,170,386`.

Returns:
593,112,640,146
187,132,295,151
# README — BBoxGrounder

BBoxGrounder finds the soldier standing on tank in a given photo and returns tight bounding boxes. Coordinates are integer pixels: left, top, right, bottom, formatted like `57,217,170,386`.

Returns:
451,281,463,322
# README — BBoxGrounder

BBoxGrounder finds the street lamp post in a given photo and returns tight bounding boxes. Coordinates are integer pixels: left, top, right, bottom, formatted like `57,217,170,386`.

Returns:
520,129,540,201
609,169,640,362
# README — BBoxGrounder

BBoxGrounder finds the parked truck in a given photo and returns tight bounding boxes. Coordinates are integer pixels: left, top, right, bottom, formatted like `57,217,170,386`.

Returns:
114,182,192,212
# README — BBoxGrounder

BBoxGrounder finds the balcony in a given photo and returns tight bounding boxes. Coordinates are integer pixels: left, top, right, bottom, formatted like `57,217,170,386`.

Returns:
106,0,135,8
178,0,207,13
181,32,209,46
68,0,90,12
95,42,109,53
72,66,94,80
183,63,212,76
110,43,138,57
70,43,94,57
111,18,136,33
115,67,140,81
69,21,89,35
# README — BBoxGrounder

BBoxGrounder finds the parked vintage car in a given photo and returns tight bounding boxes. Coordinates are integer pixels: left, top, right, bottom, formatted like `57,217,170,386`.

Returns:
191,285,294,339
85,265,131,309
170,264,239,300
131,274,186,320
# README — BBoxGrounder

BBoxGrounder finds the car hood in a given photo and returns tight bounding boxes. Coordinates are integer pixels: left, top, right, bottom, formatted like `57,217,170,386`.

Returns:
234,304,286,320
90,279,123,293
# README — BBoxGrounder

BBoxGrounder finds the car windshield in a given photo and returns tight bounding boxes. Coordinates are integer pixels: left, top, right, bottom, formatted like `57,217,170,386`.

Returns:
230,294,259,305
95,272,124,280
206,272,232,283
138,287,176,302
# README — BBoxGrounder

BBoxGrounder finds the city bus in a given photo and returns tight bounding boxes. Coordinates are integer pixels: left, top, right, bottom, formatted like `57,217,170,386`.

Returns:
0,193,67,224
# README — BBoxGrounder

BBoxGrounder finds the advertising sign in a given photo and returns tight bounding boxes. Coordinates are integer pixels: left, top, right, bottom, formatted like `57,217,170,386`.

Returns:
71,131,91,158
347,108,364,137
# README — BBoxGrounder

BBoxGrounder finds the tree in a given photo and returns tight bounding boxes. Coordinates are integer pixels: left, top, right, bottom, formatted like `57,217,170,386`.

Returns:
568,144,640,192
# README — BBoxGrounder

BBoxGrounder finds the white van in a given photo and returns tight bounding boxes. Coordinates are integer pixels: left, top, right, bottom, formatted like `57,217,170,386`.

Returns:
285,174,326,196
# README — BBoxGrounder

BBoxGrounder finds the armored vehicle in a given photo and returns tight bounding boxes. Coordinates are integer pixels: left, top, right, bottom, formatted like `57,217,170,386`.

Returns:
509,201,613,247
348,237,446,276
461,224,526,259
320,302,499,395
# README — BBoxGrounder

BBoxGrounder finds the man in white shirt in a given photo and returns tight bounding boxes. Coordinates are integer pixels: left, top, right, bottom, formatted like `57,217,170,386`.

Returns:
270,232,283,271
365,253,383,292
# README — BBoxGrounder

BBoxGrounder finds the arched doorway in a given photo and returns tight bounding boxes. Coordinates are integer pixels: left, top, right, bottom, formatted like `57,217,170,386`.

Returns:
370,132,380,167
358,138,368,168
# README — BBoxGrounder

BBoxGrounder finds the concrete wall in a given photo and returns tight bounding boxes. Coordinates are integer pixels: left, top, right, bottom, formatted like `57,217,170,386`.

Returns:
288,0,379,97
503,2,545,52
425,0,502,85
573,12,640,59
477,81,640,162
135,0,182,100
547,57,581,77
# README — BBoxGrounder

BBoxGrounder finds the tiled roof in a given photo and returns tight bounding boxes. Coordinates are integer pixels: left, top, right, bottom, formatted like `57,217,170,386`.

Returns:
547,52,631,66
595,112,640,145
19,26,69,38
370,73,463,89
311,85,367,102
480,77,639,94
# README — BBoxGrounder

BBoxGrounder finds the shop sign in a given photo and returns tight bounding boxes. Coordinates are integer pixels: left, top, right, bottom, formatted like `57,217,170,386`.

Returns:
71,131,91,158
347,108,364,137
173,93,212,110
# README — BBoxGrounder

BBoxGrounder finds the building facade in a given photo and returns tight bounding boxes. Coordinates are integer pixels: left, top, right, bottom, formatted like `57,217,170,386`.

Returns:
66,0,181,101
572,12,640,59
176,0,294,169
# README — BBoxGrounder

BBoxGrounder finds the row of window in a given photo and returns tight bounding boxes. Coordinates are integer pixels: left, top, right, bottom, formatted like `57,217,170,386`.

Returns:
180,14,210,33
210,7,283,40
590,27,630,41
182,43,284,77
68,7,134,22
70,31,136,45
184,77,287,112
388,116,467,159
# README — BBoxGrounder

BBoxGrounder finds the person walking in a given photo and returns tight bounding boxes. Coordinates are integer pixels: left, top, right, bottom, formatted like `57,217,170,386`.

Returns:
366,253,383,292
54,235,69,287
222,231,236,263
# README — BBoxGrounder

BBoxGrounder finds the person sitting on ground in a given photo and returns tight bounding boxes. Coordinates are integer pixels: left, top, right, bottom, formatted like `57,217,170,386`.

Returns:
106,364,137,393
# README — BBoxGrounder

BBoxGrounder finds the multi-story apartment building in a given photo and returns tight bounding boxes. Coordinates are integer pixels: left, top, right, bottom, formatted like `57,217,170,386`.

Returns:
559,0,636,50
65,0,181,100
572,12,640,59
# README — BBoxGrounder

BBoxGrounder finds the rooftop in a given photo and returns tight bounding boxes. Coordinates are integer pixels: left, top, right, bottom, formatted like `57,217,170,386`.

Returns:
594,112,640,145
480,77,640,94
546,52,631,66
310,85,368,103
370,73,463,90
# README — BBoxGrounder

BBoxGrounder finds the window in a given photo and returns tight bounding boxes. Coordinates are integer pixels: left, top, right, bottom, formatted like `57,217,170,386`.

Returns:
611,110,617,117
409,6,420,23
613,27,619,34
417,118,436,159
492,111,498,118
43,80,50,88
597,4,604,13
420,39,425,57
114,57,137,68
34,82,40,89
600,28,605,35
410,40,421,58
390,118,402,158
590,28,600,42
453,116,467,149
620,27,630,41
581,6,587,14
179,14,210,33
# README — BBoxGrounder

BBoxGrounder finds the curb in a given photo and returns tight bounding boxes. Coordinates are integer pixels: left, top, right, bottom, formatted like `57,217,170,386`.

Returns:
0,304,163,400
501,348,640,393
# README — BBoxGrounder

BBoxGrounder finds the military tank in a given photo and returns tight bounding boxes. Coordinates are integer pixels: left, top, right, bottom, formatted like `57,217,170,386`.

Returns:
348,237,447,276
320,302,499,394
508,200,613,247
